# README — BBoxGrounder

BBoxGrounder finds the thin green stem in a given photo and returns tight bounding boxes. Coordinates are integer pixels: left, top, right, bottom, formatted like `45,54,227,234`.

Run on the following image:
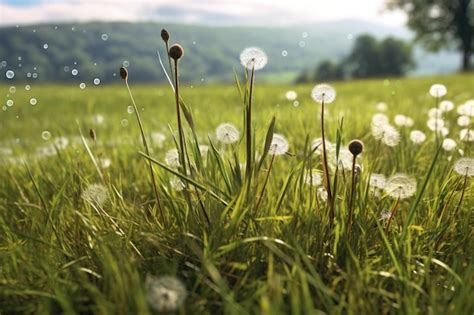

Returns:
173,59,187,177
255,153,276,211
246,66,255,182
385,197,400,232
320,99,333,223
347,155,357,234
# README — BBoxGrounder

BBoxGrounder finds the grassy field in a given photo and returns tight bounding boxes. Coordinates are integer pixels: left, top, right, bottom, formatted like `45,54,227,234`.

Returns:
1,73,473,314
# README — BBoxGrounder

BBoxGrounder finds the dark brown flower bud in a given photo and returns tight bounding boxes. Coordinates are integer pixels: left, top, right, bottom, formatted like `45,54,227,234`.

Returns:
348,140,364,156
168,44,184,60
161,29,170,42
119,67,128,80
89,128,96,141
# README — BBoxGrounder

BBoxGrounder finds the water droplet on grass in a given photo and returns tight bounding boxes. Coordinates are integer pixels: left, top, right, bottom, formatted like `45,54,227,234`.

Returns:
71,69,78,76
42,131,51,140
43,43,48,49
6,100,14,107
6,70,14,79
121,119,128,126
293,100,300,107
93,78,100,85
127,106,134,114
281,50,288,57
30,98,37,105
299,41,306,48
79,83,86,89
101,33,109,41
25,85,31,90
9,86,16,93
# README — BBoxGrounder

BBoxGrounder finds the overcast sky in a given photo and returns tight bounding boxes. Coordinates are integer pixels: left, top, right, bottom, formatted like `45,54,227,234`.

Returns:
0,0,407,27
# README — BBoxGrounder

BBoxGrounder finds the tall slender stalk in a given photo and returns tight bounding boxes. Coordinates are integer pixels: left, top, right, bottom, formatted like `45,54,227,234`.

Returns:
246,65,255,183
120,67,165,224
320,98,334,221
254,153,276,211
173,59,187,176
385,197,400,232
347,155,357,234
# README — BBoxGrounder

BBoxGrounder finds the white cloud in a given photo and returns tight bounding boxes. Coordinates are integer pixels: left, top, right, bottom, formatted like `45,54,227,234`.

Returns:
0,0,407,27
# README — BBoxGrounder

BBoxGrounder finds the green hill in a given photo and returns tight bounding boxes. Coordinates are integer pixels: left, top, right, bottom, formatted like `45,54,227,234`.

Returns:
0,21,459,84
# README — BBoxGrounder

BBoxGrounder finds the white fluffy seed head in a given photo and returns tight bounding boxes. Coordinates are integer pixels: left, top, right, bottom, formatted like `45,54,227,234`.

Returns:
151,132,166,148
304,169,322,186
330,148,355,171
170,177,185,191
453,158,474,177
384,173,416,199
394,114,413,127
240,47,268,70
429,83,447,98
268,133,289,156
439,100,454,112
82,184,108,207
442,138,457,151
285,90,297,101
410,130,426,144
317,187,328,202
372,123,400,147
460,129,474,142
311,84,336,104
312,137,333,155
384,173,417,199
165,148,180,167
216,123,240,144
457,115,470,127
457,100,474,117
427,118,445,132
428,108,443,119
369,173,387,189
145,275,187,312
376,102,388,112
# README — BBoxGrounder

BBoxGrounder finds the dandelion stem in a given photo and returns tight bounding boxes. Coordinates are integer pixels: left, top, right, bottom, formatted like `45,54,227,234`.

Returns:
347,155,357,234
320,98,333,222
124,79,165,225
173,59,187,177
255,153,276,211
385,197,400,232
246,66,255,183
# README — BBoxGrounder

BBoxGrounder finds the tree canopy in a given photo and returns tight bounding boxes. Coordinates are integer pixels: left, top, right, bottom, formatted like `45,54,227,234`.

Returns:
387,0,474,71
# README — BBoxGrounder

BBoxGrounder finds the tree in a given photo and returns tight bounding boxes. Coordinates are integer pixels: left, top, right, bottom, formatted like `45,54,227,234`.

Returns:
387,0,474,71
379,37,415,76
345,34,382,78
314,60,345,81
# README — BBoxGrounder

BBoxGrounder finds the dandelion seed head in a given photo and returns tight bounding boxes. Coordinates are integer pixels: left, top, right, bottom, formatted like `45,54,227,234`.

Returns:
240,47,267,70
460,129,474,142
427,118,445,132
384,174,417,199
92,114,105,125
151,132,166,148
439,100,454,112
429,83,447,98
165,148,180,167
216,123,240,144
285,90,297,101
457,101,474,117
312,138,333,155
145,275,187,312
369,173,386,189
317,187,328,202
170,177,185,191
82,184,108,207
53,136,69,150
453,157,474,177
410,130,426,144
330,148,354,171
373,124,400,147
442,138,457,151
394,114,413,127
428,108,443,119
100,158,111,169
268,133,289,156
376,102,388,111
379,209,392,222
372,113,389,126
457,115,470,127
304,169,322,186
311,84,336,104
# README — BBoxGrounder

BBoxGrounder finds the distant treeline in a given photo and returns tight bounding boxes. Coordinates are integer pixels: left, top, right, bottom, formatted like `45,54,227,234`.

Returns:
296,34,414,83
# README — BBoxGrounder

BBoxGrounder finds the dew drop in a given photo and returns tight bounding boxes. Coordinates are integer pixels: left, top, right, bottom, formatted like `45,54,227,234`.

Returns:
6,100,14,107
42,131,51,140
43,43,49,49
27,72,32,78
93,78,100,85
299,41,306,48
2,106,6,111
25,85,31,91
30,98,37,105
101,33,109,41
127,106,134,114
123,60,130,67
302,32,308,38
79,82,86,89
121,119,128,126
71,69,78,76
281,50,288,57
63,66,70,72
6,70,14,79
9,86,16,93
32,73,38,79
293,101,300,107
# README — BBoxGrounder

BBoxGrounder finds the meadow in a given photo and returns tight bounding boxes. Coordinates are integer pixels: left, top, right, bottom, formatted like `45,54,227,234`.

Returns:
1,71,473,314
